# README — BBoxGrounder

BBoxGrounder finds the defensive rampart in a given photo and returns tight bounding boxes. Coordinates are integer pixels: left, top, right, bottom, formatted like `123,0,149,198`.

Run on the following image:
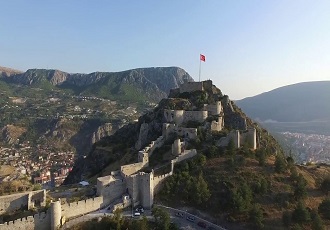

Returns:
120,162,144,177
0,190,46,215
96,174,126,204
61,196,104,219
173,149,197,163
179,82,204,93
141,136,165,157
0,211,50,230
154,172,173,193
183,111,208,123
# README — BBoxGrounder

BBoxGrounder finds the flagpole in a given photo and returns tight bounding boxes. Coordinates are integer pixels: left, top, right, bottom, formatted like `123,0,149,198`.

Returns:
199,58,201,82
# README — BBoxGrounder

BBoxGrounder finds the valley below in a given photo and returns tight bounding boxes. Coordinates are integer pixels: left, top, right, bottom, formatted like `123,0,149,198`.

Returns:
260,121,330,164
0,66,189,191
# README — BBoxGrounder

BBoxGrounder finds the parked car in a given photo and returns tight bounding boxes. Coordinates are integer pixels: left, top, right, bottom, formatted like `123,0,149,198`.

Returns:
135,205,144,213
134,212,141,217
186,216,195,222
198,221,207,228
175,212,184,218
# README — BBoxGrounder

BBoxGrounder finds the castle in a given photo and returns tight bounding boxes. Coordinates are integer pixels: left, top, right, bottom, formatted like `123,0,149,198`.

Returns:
0,80,257,230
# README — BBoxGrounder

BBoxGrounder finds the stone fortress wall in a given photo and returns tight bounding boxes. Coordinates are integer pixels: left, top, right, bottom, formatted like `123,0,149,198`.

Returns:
0,190,46,215
0,80,257,230
162,123,198,140
0,194,104,230
61,196,104,219
179,82,204,93
217,128,257,150
0,211,50,230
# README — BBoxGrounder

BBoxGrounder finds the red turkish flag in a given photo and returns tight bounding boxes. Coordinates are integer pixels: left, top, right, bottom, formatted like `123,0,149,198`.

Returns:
200,54,205,62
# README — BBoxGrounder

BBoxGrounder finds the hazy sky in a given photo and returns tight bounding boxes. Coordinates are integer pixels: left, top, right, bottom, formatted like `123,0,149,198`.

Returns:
1,1,329,99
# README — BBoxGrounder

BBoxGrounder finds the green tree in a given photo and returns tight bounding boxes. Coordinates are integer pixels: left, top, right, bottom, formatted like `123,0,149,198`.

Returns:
290,167,299,181
282,211,292,227
311,210,324,230
193,173,211,205
227,139,236,155
231,182,253,213
169,222,180,230
275,155,287,173
286,156,295,168
152,207,171,230
293,174,307,200
196,154,207,166
291,201,310,223
291,224,302,230
137,216,149,230
254,178,268,195
33,184,42,191
256,149,267,166
249,204,264,229
111,208,123,230
320,177,330,194
206,145,218,158
318,198,330,219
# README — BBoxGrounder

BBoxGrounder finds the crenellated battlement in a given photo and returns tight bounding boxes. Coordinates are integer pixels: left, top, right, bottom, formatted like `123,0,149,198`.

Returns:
0,211,50,230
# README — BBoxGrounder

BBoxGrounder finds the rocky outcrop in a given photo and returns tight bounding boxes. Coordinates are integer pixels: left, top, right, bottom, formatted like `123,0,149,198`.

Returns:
1,125,26,144
0,66,22,77
91,123,114,145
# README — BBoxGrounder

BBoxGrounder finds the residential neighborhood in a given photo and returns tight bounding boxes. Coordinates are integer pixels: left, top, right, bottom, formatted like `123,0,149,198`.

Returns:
0,143,74,187
281,131,330,164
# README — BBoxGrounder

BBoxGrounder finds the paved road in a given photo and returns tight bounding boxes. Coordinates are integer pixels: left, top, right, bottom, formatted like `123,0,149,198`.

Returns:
156,204,227,230
62,205,227,230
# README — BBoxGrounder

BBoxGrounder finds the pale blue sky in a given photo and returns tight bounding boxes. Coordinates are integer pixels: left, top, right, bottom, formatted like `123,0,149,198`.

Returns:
1,0,329,99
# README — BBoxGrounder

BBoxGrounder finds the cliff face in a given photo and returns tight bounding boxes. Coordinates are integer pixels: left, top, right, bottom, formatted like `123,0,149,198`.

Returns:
91,123,119,145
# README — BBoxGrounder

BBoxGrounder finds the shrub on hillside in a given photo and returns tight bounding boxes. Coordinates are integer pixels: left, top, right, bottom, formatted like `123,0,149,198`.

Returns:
249,204,264,229
311,209,324,230
320,177,330,194
293,174,308,201
291,201,310,223
318,198,330,219
275,155,287,173
282,211,292,227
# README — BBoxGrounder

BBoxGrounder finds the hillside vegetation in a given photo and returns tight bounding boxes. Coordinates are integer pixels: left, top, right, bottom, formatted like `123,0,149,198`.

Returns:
0,66,192,153
67,81,330,229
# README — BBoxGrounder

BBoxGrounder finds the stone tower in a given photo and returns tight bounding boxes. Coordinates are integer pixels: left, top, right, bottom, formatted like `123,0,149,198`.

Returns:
50,200,61,230
172,139,181,156
247,128,257,150
139,172,154,209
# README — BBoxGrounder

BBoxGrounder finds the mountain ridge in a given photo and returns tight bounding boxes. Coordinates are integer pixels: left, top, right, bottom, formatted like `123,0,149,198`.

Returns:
236,81,330,122
0,66,194,103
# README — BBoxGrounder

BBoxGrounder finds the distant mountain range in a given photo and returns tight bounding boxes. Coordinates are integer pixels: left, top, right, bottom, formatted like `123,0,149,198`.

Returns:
236,81,330,123
0,65,194,155
0,66,193,102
